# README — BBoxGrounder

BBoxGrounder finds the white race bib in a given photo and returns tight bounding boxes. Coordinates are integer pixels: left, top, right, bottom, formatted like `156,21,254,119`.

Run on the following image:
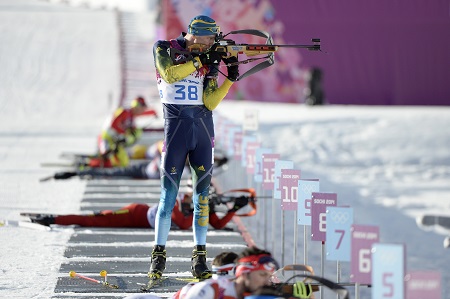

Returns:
159,72,205,105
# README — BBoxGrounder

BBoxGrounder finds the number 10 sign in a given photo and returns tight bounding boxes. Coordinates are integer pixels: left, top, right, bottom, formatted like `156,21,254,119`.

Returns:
279,169,301,210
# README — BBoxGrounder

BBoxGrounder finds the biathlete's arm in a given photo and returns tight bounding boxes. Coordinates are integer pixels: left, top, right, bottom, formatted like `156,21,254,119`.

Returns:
202,78,233,111
171,201,193,230
208,211,236,229
154,41,200,84
110,108,129,134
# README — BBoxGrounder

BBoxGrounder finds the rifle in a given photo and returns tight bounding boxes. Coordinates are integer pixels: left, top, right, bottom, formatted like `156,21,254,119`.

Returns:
263,264,350,299
170,29,321,80
209,188,258,217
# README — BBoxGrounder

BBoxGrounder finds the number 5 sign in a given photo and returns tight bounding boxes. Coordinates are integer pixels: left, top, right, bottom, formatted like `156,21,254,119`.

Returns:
350,224,380,284
372,243,405,299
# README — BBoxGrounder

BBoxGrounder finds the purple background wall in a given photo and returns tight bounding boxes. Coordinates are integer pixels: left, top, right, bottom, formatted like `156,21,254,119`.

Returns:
271,0,450,105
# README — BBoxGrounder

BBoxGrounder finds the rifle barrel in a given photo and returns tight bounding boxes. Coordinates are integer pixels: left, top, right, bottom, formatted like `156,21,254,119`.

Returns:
242,44,320,51
274,44,317,48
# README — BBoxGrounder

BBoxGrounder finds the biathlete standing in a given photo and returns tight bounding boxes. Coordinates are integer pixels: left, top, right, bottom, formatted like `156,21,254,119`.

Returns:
149,15,239,280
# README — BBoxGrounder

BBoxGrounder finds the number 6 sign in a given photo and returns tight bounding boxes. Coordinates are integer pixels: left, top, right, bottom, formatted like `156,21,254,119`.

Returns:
350,224,380,284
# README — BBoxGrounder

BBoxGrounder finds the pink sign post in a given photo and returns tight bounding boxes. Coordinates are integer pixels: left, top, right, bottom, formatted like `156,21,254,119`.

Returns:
233,131,243,161
350,224,380,284
262,153,280,191
279,169,301,210
224,125,240,158
245,141,260,175
260,153,279,250
311,192,337,241
405,271,441,299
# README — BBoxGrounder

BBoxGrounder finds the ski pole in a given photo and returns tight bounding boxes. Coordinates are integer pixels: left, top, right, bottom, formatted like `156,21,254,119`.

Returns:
69,270,119,289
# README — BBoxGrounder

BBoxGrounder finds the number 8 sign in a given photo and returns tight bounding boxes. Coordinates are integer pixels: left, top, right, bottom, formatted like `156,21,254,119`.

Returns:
311,192,337,241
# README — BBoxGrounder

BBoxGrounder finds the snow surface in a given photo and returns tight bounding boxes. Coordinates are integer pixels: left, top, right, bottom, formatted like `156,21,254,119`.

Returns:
1,0,450,298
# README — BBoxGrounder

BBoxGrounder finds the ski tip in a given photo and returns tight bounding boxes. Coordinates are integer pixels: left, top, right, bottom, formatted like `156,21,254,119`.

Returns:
141,277,165,292
0,219,51,231
39,175,54,182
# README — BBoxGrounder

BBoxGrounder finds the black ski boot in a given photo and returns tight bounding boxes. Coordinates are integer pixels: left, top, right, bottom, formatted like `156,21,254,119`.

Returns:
54,171,77,180
30,215,55,226
148,245,166,279
191,245,212,279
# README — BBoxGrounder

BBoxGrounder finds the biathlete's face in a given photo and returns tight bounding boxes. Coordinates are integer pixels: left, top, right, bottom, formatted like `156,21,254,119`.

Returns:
244,270,273,293
132,105,147,115
186,34,216,49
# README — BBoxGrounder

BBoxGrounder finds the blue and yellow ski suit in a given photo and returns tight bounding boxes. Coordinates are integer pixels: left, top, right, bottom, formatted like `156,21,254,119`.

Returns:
153,33,233,246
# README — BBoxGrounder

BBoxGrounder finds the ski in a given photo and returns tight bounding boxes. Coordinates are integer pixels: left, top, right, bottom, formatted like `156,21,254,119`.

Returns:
141,276,167,292
39,175,55,182
40,162,76,168
418,214,450,230
59,152,94,160
0,219,51,231
20,212,57,218
140,276,200,292
19,212,58,227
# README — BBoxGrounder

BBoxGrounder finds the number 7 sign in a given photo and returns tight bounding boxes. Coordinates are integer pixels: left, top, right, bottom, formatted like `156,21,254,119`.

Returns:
326,206,353,261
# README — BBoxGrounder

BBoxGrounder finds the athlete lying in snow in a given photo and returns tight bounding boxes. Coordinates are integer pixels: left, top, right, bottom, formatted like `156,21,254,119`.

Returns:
42,141,228,181
27,188,256,230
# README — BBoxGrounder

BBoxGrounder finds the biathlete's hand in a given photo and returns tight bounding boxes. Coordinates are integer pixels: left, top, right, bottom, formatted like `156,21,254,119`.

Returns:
230,196,249,212
198,44,225,66
222,56,239,82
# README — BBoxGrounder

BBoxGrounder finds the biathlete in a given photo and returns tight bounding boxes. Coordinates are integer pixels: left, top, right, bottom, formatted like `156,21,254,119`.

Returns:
28,191,251,230
96,96,150,168
150,14,239,280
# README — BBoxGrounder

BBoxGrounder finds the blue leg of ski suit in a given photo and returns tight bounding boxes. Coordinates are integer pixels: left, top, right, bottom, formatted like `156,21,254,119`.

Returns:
155,104,214,246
